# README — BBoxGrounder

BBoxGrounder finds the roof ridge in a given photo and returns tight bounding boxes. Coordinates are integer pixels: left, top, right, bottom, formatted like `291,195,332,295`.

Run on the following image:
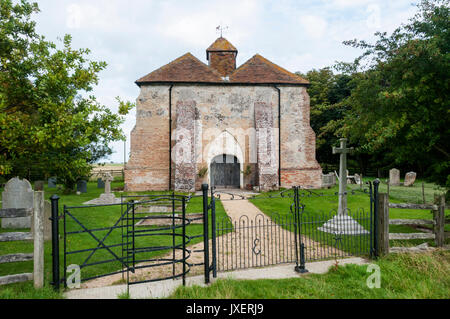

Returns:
136,52,223,84
207,37,237,52
229,54,309,84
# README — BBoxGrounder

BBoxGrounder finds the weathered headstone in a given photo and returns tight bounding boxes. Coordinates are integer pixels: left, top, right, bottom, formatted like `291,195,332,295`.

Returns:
354,173,362,185
76,180,87,193
83,172,120,205
97,178,105,188
48,176,57,188
318,139,369,235
322,173,336,188
1,177,34,228
404,172,417,187
34,180,44,191
389,168,400,186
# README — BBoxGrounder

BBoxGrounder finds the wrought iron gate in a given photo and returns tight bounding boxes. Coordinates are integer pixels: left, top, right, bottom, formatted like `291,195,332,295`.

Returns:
53,192,215,290
211,183,377,273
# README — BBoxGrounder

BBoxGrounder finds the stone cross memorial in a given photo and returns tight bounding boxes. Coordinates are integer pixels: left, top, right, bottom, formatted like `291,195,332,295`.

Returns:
333,138,353,215
83,172,120,205
318,138,369,235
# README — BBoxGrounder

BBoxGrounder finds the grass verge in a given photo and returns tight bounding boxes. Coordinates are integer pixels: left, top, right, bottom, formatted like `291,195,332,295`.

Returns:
170,250,450,299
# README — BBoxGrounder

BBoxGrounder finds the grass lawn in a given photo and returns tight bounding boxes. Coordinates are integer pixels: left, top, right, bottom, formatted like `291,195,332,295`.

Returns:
0,180,227,298
170,250,450,299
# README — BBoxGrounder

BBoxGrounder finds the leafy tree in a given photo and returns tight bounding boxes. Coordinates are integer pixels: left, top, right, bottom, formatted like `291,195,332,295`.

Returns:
334,0,449,188
298,69,354,168
0,0,134,191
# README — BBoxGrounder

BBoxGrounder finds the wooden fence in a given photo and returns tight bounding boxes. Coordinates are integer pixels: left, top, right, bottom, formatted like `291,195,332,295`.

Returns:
376,193,448,255
0,191,45,288
89,169,124,181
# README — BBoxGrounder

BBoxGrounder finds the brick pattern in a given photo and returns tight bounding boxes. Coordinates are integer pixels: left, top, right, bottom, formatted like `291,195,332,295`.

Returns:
255,102,278,190
125,86,170,191
208,51,236,77
281,168,322,188
174,100,197,192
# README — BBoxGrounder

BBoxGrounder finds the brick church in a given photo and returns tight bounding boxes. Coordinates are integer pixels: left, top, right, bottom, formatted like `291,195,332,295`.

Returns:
124,37,322,192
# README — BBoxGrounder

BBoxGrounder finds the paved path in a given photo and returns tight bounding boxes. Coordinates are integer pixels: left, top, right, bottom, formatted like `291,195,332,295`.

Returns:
64,257,369,299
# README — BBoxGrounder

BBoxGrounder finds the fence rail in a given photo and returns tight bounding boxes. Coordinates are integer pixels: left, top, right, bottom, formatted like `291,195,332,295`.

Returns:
0,191,45,288
376,193,447,254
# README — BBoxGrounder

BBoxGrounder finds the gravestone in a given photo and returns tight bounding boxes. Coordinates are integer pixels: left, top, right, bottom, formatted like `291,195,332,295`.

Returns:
404,172,417,187
77,180,87,193
318,139,369,235
354,173,362,185
1,177,34,228
83,172,120,205
34,180,44,191
389,168,400,186
322,173,336,188
97,178,105,188
48,176,57,188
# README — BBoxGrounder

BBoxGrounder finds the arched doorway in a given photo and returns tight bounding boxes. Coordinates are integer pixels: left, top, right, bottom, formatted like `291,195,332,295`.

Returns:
210,154,240,188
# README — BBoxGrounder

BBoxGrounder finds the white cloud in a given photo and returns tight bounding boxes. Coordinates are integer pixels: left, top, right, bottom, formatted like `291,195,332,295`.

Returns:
299,15,328,39
156,0,262,47
328,0,375,8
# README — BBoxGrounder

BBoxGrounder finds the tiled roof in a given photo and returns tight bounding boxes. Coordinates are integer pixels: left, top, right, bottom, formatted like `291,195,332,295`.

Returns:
136,39,309,86
135,53,223,85
229,54,309,85
206,37,237,52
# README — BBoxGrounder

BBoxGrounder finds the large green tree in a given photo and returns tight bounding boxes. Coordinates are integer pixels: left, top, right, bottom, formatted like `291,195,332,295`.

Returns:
0,0,133,190
298,68,354,167
334,0,449,187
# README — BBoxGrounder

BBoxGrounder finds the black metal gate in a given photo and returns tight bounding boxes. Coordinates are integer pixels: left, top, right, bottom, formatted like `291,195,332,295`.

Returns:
52,192,215,290
211,183,378,273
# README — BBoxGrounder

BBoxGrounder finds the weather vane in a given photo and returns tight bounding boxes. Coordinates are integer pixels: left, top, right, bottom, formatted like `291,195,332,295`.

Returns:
216,25,228,37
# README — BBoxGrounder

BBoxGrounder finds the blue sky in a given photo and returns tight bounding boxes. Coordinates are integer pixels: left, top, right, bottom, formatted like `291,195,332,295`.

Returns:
32,0,419,163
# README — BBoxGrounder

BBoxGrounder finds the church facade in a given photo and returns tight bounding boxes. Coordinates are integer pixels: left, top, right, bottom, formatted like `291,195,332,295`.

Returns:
125,37,322,192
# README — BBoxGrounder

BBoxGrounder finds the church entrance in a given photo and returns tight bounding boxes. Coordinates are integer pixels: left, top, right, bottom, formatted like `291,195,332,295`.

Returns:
210,154,240,188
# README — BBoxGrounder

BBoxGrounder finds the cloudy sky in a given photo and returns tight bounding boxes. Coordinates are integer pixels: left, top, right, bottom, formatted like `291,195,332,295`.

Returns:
32,0,419,163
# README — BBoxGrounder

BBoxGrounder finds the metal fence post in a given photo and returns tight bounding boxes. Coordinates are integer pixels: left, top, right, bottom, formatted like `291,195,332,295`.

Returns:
182,196,187,286
210,186,217,278
202,183,210,284
294,186,308,273
368,181,374,258
373,179,380,257
50,194,60,290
